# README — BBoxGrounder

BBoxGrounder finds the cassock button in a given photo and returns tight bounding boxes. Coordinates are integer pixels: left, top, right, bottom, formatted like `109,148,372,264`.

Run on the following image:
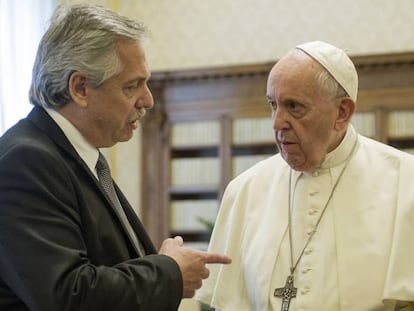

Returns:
312,171,319,177
304,249,313,255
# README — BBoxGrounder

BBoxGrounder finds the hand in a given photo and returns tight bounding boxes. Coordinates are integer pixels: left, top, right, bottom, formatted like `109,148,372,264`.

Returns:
159,236,231,298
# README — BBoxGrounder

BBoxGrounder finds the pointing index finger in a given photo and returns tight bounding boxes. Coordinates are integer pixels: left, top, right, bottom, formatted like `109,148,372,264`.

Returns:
202,252,232,264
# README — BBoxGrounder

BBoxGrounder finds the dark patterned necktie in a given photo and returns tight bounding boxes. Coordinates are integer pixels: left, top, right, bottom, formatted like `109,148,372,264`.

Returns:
96,152,145,257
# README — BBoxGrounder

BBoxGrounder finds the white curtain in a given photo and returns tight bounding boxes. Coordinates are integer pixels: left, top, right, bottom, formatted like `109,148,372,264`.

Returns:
0,0,56,135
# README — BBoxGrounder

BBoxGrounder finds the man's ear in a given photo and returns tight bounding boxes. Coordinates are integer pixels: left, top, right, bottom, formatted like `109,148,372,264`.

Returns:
68,71,89,108
335,97,356,131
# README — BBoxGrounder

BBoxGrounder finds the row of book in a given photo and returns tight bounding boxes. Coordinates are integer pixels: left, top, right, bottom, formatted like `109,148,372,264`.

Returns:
388,111,414,137
351,112,376,137
170,155,274,185
232,117,274,144
170,111,414,185
170,199,218,231
352,110,414,138
170,111,414,148
170,117,274,147
170,120,220,147
171,157,219,186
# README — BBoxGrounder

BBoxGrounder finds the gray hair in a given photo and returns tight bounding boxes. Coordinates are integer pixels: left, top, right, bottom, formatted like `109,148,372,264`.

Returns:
316,69,348,99
29,4,148,108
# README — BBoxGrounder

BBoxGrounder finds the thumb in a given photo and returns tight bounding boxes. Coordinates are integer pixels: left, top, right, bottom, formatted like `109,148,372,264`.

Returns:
173,235,184,246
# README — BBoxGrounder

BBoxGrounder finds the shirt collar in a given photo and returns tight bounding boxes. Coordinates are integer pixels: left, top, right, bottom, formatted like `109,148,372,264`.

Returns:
45,107,99,176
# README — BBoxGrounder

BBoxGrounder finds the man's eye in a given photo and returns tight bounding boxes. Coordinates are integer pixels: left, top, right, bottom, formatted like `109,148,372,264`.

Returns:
287,102,299,110
286,101,306,117
126,85,138,90
123,85,138,98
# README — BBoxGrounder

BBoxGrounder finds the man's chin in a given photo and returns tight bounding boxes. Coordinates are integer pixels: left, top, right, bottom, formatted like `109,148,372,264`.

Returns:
283,155,306,171
119,132,134,143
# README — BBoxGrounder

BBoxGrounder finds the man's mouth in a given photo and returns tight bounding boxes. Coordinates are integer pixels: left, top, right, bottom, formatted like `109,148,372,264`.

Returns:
128,109,146,128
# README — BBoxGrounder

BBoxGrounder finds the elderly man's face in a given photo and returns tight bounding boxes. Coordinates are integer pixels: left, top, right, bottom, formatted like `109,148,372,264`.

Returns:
266,51,344,171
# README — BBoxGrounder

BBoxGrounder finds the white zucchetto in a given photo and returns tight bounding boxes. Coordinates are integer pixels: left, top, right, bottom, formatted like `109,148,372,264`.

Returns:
296,41,358,102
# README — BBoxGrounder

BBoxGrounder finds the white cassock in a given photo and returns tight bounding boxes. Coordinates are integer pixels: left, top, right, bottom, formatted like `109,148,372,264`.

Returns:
196,125,414,311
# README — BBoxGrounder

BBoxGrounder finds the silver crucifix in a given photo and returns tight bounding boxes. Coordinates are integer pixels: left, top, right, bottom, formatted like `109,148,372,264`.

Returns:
274,274,297,311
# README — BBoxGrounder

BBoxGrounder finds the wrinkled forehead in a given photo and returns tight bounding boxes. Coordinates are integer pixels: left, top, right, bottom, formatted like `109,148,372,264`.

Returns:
267,51,323,88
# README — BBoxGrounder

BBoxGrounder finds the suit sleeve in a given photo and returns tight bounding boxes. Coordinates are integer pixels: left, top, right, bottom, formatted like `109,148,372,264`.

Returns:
0,143,182,311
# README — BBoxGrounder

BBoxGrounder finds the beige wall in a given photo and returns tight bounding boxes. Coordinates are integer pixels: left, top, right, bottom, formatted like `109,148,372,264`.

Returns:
62,0,414,71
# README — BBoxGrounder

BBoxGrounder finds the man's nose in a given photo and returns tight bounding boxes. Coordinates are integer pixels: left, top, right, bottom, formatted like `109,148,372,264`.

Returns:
272,107,290,131
136,85,154,110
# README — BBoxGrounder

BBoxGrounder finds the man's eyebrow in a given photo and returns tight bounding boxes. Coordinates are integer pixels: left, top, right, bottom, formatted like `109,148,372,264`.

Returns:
125,75,149,84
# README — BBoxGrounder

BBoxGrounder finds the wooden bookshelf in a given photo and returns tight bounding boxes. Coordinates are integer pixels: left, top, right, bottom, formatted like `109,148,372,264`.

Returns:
141,52,414,248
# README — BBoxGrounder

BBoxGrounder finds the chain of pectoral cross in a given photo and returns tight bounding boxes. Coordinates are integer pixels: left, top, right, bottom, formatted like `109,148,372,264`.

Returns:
274,140,357,311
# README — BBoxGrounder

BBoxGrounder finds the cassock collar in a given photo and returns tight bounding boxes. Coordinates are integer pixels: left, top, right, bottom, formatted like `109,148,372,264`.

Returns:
290,124,358,181
320,124,358,169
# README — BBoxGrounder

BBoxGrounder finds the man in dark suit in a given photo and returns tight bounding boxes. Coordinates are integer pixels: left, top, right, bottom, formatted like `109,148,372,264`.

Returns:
0,4,230,311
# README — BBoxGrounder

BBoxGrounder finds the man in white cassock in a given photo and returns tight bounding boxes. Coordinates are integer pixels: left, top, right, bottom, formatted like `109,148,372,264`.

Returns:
196,41,414,311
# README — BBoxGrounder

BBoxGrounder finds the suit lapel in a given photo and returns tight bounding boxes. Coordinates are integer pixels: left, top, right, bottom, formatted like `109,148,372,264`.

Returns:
27,106,152,256
115,183,156,254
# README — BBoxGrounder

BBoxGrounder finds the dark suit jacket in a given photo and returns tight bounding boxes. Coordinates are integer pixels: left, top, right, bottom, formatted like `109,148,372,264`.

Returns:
0,106,182,311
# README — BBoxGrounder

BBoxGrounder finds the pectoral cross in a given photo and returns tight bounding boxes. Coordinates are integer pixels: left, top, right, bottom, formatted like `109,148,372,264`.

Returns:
274,274,297,311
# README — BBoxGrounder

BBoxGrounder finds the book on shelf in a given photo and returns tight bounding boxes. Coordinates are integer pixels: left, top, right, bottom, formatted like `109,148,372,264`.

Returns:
233,117,274,144
170,157,219,186
388,111,414,138
170,199,218,231
171,120,220,147
351,112,376,138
